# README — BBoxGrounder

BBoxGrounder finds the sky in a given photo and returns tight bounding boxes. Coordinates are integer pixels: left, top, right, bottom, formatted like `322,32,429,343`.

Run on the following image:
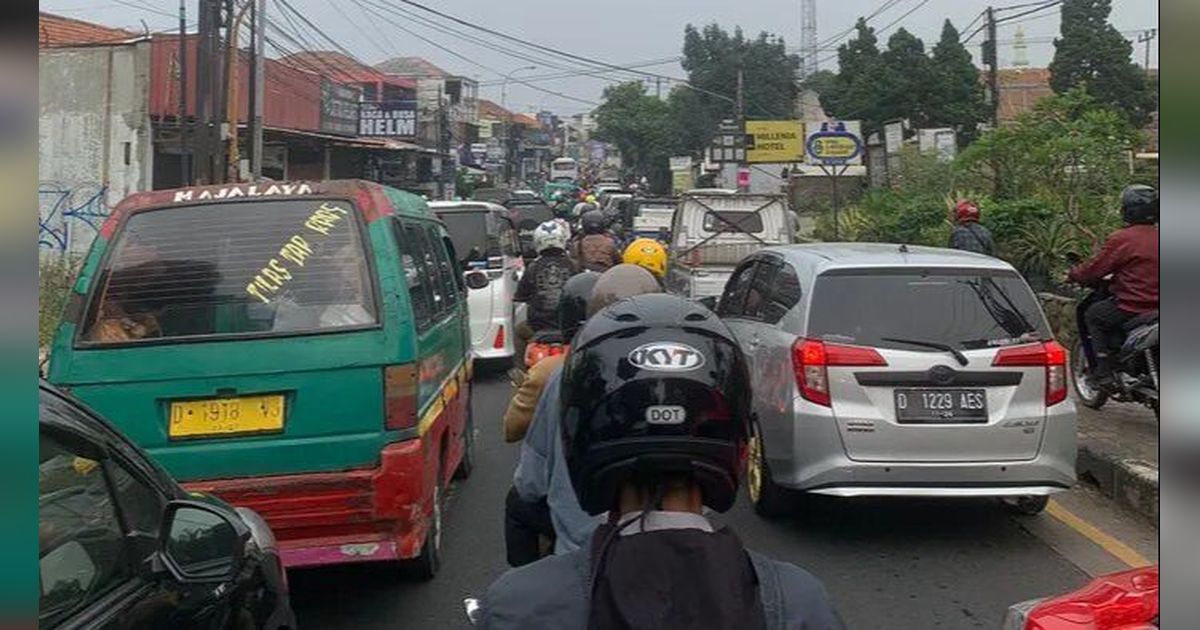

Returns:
42,0,1159,116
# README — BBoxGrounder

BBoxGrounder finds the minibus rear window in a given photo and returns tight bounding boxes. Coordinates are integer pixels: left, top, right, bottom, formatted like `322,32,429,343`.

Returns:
80,199,377,345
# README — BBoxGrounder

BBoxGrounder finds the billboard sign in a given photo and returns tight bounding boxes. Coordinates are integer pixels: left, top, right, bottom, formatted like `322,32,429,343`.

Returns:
669,155,693,171
806,121,863,166
320,80,360,136
359,101,418,138
745,120,805,163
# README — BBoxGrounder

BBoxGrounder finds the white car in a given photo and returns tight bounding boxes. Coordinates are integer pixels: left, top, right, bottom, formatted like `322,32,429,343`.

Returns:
431,201,523,361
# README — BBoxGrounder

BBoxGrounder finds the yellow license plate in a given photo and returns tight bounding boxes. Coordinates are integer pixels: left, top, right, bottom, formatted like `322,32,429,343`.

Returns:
168,395,285,439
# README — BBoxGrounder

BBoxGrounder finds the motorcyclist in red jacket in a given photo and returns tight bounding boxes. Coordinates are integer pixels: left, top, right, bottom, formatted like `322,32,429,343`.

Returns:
1067,185,1159,387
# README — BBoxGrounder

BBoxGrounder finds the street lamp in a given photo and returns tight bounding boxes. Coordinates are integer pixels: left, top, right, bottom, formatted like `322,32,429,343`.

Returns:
501,65,537,186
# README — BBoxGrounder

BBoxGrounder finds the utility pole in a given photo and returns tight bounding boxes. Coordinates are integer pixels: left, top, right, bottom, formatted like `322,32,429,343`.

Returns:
178,0,188,186
437,87,450,200
195,0,212,184
249,0,265,180
655,76,662,99
984,6,999,127
225,0,252,182
1138,29,1157,77
735,58,748,192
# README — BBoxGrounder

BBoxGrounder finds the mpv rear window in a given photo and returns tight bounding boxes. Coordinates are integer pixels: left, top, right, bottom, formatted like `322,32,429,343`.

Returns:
80,199,377,345
702,211,764,233
438,211,492,264
808,269,1051,351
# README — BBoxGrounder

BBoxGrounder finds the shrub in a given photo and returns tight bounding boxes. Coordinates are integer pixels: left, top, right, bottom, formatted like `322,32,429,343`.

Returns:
39,256,79,350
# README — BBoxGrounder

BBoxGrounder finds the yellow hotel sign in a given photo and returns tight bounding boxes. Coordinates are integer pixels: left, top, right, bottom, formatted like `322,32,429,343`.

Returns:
745,120,805,163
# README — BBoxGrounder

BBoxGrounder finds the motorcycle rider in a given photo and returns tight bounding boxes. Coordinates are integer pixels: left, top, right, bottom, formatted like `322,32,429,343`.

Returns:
512,265,662,557
503,271,600,567
481,294,843,630
621,237,669,283
513,221,577,368
1068,184,1159,388
571,209,623,272
948,199,996,256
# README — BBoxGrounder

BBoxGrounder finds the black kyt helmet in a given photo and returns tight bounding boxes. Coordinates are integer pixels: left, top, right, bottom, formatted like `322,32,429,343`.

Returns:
557,271,600,340
581,209,607,235
560,293,753,515
1120,184,1159,225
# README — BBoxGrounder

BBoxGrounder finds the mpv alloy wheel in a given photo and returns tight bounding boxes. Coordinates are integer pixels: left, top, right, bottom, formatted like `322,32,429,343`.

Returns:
748,428,792,518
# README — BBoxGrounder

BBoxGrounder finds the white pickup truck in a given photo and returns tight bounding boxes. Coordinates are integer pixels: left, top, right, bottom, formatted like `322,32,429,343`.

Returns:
630,197,678,240
666,192,795,300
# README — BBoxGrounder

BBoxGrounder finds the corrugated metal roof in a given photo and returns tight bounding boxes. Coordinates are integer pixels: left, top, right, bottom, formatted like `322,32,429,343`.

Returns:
39,12,139,48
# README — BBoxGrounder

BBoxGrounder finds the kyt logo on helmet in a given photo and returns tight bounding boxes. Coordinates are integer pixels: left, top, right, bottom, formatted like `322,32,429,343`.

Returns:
628,342,706,371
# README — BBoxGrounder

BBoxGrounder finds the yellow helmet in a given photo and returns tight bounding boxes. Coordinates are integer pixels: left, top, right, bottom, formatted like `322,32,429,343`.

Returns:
622,238,668,278
585,194,597,204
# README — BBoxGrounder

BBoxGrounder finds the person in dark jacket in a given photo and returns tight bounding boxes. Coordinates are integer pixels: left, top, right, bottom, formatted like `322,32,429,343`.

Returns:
513,221,577,368
481,294,843,630
1068,184,1159,386
571,210,622,272
948,199,996,256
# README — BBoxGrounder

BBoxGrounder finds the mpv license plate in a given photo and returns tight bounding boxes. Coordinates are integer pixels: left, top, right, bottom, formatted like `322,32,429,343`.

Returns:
169,395,285,439
894,389,987,424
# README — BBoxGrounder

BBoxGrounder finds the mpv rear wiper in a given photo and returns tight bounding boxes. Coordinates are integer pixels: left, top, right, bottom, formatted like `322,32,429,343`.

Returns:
881,337,969,367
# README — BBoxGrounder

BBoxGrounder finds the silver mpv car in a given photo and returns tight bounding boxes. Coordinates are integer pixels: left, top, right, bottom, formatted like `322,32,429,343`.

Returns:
716,244,1076,516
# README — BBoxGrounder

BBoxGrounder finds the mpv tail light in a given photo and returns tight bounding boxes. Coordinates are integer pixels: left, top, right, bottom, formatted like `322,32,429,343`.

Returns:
384,364,418,430
992,341,1068,406
791,338,887,407
493,325,506,350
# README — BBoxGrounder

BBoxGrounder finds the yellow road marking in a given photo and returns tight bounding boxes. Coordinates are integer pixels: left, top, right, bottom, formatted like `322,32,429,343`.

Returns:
1045,499,1153,568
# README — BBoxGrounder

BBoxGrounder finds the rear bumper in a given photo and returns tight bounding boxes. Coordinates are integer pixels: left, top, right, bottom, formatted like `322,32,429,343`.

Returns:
182,439,434,569
767,402,1078,497
471,315,515,360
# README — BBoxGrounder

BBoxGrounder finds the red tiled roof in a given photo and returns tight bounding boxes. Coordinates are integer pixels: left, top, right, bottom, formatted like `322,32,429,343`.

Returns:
280,51,415,88
39,12,138,48
478,99,514,120
375,56,449,78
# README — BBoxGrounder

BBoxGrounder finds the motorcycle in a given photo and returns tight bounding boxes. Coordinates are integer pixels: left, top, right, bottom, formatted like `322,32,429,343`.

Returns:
1071,281,1159,418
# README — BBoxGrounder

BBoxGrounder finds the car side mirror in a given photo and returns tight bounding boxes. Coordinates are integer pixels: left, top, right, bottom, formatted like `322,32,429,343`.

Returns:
160,501,248,583
465,271,491,290
696,296,718,311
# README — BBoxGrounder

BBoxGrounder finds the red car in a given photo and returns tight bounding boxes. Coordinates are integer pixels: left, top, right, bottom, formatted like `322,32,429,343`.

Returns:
1003,566,1158,630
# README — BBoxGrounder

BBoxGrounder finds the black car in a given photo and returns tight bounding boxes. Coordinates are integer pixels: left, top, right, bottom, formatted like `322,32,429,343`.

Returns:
39,382,295,629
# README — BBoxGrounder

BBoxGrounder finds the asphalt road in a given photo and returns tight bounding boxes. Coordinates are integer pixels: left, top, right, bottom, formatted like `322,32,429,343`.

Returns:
288,369,1095,629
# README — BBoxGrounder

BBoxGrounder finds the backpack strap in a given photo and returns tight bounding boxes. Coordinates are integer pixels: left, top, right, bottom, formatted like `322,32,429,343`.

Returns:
748,550,784,630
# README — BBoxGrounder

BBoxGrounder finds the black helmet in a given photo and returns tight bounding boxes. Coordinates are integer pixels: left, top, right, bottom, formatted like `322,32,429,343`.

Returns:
558,271,600,340
560,294,753,515
581,209,607,235
1120,184,1158,224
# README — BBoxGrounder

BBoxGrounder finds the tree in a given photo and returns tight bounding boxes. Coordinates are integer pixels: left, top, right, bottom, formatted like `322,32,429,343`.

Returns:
820,19,888,131
593,82,674,189
674,24,800,154
1049,0,1154,126
879,28,934,128
927,19,988,144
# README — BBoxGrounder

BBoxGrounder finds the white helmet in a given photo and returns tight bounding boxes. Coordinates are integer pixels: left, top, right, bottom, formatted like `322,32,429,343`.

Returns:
533,220,570,253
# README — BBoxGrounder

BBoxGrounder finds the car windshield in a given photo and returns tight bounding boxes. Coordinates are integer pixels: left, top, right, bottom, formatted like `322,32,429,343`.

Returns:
438,211,492,264
80,199,377,345
510,203,554,230
808,269,1050,351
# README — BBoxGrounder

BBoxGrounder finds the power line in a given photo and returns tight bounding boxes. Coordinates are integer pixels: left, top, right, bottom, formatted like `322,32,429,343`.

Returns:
817,0,932,69
350,0,600,106
994,0,1062,25
994,0,1060,12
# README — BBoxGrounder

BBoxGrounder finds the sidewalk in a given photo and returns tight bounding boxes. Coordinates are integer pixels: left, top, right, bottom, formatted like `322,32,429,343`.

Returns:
1075,402,1158,525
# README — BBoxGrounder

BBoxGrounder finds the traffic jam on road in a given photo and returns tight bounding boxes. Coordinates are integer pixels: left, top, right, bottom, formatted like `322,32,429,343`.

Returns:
38,2,1160,629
